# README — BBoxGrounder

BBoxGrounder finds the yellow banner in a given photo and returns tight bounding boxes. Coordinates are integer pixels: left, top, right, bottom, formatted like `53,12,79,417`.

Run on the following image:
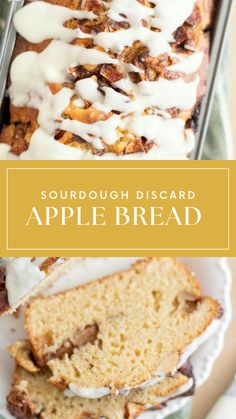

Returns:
0,161,235,256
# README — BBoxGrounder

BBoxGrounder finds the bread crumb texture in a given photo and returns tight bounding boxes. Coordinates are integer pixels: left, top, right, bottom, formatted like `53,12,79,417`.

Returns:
24,258,221,391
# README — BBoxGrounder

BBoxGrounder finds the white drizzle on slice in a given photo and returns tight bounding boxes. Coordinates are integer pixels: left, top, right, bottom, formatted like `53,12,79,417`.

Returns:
13,127,193,161
75,75,200,116
150,0,196,35
107,0,153,27
5,0,202,160
10,40,115,107
13,1,96,43
12,1,196,60
14,0,196,45
94,28,171,57
9,45,199,149
1,258,46,306
60,115,120,147
168,52,204,75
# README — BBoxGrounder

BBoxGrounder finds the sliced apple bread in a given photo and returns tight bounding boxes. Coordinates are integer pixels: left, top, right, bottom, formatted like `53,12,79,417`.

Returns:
7,365,194,419
23,258,222,396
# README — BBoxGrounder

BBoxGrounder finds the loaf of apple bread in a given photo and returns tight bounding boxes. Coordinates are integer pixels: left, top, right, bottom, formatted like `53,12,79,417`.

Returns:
21,258,222,397
0,0,215,160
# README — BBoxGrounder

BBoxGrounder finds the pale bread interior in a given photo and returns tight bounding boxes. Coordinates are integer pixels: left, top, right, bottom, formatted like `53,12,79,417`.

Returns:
7,366,192,419
24,258,221,391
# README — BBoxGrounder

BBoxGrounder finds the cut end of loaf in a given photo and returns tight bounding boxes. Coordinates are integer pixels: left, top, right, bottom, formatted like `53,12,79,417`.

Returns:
0,257,69,317
7,365,195,419
23,258,222,395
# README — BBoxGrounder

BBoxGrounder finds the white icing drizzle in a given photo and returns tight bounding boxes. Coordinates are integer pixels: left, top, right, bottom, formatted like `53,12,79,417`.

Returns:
106,0,196,38
121,115,191,146
95,28,171,57
64,376,194,401
9,43,198,153
75,77,103,104
5,0,202,160
64,385,111,399
150,0,196,35
115,76,200,111
61,114,120,147
1,258,46,306
0,127,194,161
37,88,72,134
12,130,90,160
13,1,96,43
107,0,154,27
0,257,65,307
77,75,199,112
13,0,196,46
10,40,115,102
168,52,204,75
62,318,220,399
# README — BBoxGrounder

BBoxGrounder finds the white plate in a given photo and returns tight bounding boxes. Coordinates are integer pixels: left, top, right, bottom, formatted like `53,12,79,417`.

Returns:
0,257,232,419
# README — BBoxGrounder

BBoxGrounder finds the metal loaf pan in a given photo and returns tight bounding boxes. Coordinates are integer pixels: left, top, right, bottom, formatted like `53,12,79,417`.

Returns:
192,0,234,159
0,0,24,126
0,0,234,159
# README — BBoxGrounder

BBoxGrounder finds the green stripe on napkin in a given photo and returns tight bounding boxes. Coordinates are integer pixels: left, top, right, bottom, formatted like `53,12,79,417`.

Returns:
167,402,192,419
203,40,232,160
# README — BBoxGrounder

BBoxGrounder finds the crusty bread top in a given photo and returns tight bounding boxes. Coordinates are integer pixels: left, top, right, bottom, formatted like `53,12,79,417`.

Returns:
24,258,221,393
7,366,193,419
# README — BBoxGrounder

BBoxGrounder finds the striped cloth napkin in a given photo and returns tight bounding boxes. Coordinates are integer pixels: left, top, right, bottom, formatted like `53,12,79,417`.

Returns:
168,403,192,419
203,40,233,160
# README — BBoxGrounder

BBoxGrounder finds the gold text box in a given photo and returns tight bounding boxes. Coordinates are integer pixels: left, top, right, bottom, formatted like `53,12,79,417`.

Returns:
0,161,235,256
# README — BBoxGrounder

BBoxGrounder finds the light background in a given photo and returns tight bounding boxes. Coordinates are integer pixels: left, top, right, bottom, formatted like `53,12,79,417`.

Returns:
191,258,236,418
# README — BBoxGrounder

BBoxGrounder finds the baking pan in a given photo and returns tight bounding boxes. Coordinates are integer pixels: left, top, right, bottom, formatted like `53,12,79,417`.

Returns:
0,0,234,160
192,0,234,159
0,0,23,128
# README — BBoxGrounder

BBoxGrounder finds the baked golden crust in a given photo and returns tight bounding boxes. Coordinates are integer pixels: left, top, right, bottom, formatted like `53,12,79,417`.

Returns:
9,341,40,374
0,0,215,157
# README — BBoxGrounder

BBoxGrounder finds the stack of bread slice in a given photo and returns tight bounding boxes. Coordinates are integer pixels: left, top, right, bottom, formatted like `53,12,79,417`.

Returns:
7,364,194,419
7,258,222,418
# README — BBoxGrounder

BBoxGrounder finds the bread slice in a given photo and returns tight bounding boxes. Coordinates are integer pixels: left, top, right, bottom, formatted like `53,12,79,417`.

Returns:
24,258,222,396
9,340,40,374
0,257,70,316
7,365,194,419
